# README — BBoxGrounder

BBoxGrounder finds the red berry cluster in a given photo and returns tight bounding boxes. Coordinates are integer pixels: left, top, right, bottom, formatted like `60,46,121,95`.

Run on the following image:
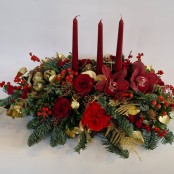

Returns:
37,107,52,117
122,92,133,98
56,68,78,85
157,70,164,75
128,115,151,131
153,127,167,137
0,81,5,88
29,52,40,62
14,75,21,83
151,95,171,114
136,53,144,61
165,84,174,91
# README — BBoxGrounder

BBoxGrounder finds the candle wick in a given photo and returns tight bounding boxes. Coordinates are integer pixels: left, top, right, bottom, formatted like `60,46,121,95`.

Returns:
120,14,123,20
100,19,103,22
75,15,80,18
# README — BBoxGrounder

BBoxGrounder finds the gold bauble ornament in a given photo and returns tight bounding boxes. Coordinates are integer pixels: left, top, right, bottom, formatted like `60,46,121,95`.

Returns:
159,115,170,125
33,80,45,92
82,70,96,80
71,100,80,109
6,105,23,118
96,74,106,81
44,70,56,82
49,75,57,83
32,72,44,82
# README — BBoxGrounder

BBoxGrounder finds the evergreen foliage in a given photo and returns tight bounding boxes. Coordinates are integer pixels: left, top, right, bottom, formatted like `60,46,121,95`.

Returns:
27,117,41,130
0,91,21,107
102,137,129,159
28,119,53,146
114,116,134,136
74,132,87,154
43,59,60,73
143,130,160,150
162,129,174,144
50,126,67,147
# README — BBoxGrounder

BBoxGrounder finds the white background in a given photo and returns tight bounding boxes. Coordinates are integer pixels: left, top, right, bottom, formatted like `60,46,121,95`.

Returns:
0,0,174,174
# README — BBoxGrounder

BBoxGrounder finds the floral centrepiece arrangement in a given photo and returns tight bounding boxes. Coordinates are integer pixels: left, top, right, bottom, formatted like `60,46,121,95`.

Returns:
0,17,174,159
0,52,174,158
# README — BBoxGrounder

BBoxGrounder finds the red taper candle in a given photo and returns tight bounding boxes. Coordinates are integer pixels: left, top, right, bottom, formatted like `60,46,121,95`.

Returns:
96,20,103,75
115,18,124,72
72,16,79,72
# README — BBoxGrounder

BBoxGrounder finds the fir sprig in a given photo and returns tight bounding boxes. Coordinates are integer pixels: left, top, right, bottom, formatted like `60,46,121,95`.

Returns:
50,126,67,147
113,116,134,136
27,117,42,130
74,132,87,154
162,129,174,144
102,138,129,159
142,130,160,150
28,119,53,146
0,91,21,107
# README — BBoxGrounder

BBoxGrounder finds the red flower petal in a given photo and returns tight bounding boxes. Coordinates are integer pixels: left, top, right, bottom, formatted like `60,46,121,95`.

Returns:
144,72,159,84
102,65,111,80
132,61,146,75
112,69,127,80
116,79,129,91
95,80,107,92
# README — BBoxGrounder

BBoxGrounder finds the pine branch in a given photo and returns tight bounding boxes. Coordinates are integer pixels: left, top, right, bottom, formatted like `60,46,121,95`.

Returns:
43,59,60,73
28,119,53,146
114,116,134,136
50,126,67,147
162,129,174,144
27,117,41,130
74,132,87,154
0,91,21,107
102,138,129,159
98,95,108,108
142,130,160,150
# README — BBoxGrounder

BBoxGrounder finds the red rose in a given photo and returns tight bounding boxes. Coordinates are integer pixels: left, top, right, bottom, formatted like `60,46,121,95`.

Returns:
82,101,111,131
53,97,71,119
73,74,94,96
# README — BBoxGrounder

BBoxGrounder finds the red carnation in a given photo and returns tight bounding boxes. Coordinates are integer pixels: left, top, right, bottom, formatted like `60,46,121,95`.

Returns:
82,101,111,131
73,74,94,96
53,97,71,119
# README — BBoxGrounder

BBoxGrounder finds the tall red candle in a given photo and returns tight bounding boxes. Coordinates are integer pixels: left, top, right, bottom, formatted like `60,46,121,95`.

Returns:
72,16,79,72
115,18,124,72
96,20,103,75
